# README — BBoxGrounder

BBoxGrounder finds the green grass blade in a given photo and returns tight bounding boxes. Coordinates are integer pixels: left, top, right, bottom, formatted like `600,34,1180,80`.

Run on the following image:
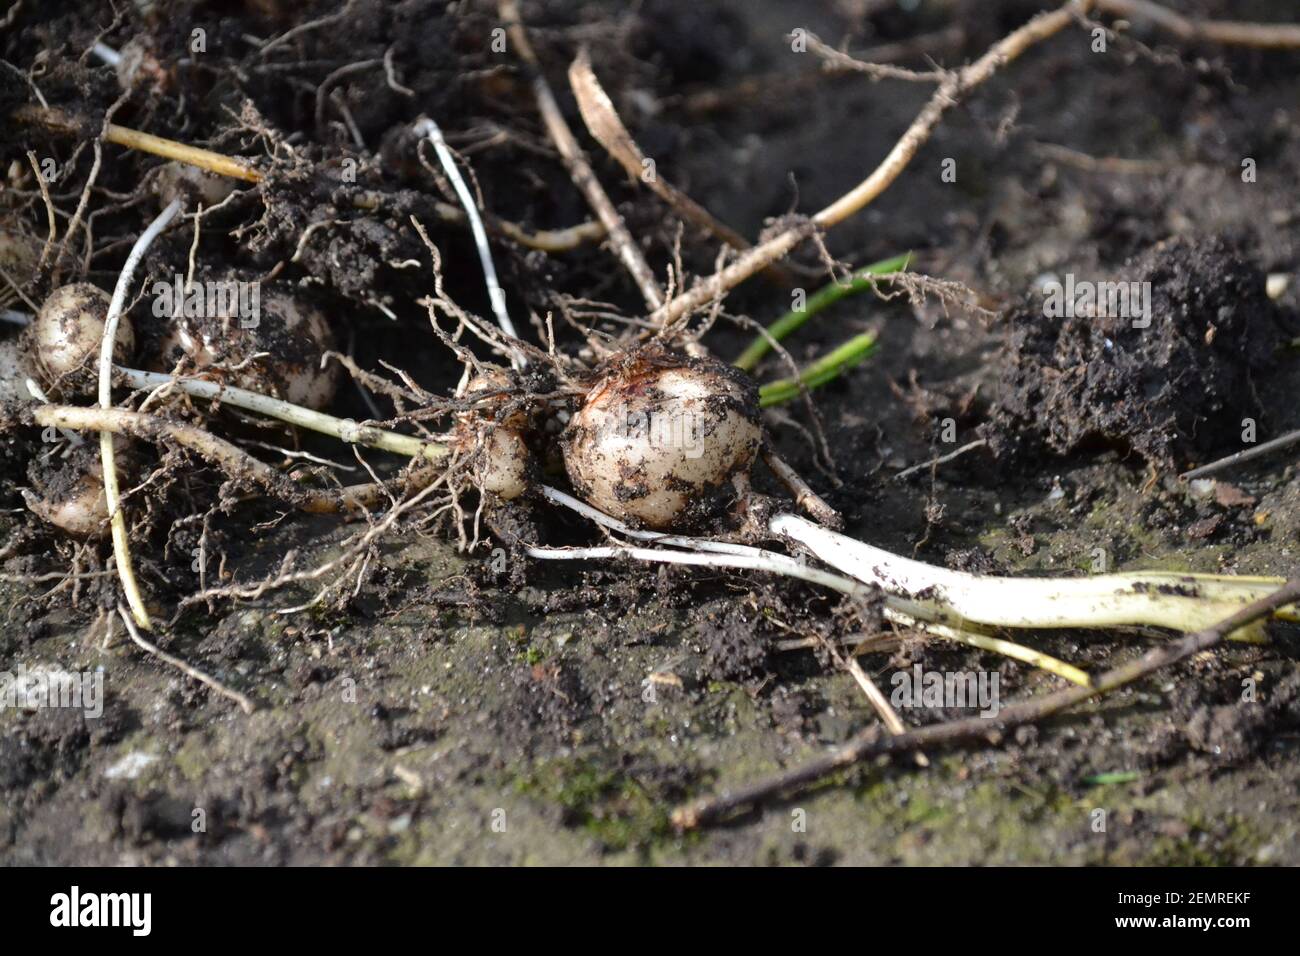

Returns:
734,252,909,373
758,332,878,408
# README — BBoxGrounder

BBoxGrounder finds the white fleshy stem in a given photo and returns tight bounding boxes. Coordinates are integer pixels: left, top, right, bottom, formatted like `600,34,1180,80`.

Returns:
769,512,1296,635
527,542,873,597
522,541,1092,686
414,116,525,370
115,366,448,462
99,198,182,630
539,484,770,557
91,42,122,67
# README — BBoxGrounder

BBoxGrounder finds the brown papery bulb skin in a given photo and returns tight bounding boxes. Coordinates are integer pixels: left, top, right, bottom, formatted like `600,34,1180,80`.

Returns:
563,349,762,530
454,368,532,500
149,285,339,410
28,283,134,393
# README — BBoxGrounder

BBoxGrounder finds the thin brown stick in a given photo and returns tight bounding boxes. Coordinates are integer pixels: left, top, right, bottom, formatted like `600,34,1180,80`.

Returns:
1179,428,1300,481
1097,0,1300,49
499,0,665,311
16,104,601,253
805,620,924,764
117,604,256,714
490,212,605,252
761,447,842,528
807,34,945,83
32,404,371,513
682,26,965,115
672,577,1300,829
569,48,750,252
649,0,1094,329
894,437,988,481
26,149,57,271
1032,141,1174,175
844,656,907,735
257,0,356,57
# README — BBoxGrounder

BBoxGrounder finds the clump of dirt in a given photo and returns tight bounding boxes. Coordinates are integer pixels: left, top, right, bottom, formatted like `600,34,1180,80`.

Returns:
1181,672,1300,763
696,599,770,681
982,236,1286,471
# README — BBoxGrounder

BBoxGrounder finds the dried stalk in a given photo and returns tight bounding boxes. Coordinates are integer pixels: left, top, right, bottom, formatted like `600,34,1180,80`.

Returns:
1097,0,1300,49
648,0,1096,328
499,0,665,310
672,578,1300,828
569,48,750,252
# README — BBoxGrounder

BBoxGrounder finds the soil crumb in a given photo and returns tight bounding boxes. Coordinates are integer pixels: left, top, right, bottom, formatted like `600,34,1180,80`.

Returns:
982,236,1285,471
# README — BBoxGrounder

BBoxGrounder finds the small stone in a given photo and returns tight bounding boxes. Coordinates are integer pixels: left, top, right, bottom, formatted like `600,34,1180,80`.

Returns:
104,751,158,781
1213,482,1256,508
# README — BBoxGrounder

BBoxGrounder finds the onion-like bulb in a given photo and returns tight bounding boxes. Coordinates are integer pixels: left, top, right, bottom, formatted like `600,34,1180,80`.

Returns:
154,161,237,210
562,349,762,530
149,285,339,410
0,228,40,293
27,283,133,393
453,368,532,500
22,442,134,539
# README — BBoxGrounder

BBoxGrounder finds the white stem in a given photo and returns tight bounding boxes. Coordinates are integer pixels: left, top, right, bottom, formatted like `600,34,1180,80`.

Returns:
99,198,182,630
414,117,524,369
526,543,877,598
115,366,447,461
539,484,768,558
526,541,1092,685
1,309,31,325
92,42,122,67
769,512,1295,633
541,486,1074,638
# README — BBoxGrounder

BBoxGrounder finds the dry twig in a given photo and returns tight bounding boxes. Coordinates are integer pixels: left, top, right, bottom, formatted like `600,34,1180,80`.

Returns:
648,0,1096,329
499,0,665,310
569,48,751,252
1097,0,1300,49
673,578,1300,828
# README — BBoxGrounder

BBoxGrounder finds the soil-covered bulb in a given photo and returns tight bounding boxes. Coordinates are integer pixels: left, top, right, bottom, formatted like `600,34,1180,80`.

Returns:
23,441,134,539
454,368,533,501
563,348,761,530
27,283,133,394
148,284,339,410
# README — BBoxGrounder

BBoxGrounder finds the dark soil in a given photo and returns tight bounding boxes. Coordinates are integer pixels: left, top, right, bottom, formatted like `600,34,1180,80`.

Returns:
2,0,1300,865
984,236,1289,470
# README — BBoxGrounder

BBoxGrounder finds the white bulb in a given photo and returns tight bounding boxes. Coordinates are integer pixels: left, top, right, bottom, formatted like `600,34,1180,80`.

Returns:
29,283,133,392
150,286,339,410
454,368,532,500
563,351,761,529
23,443,132,539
